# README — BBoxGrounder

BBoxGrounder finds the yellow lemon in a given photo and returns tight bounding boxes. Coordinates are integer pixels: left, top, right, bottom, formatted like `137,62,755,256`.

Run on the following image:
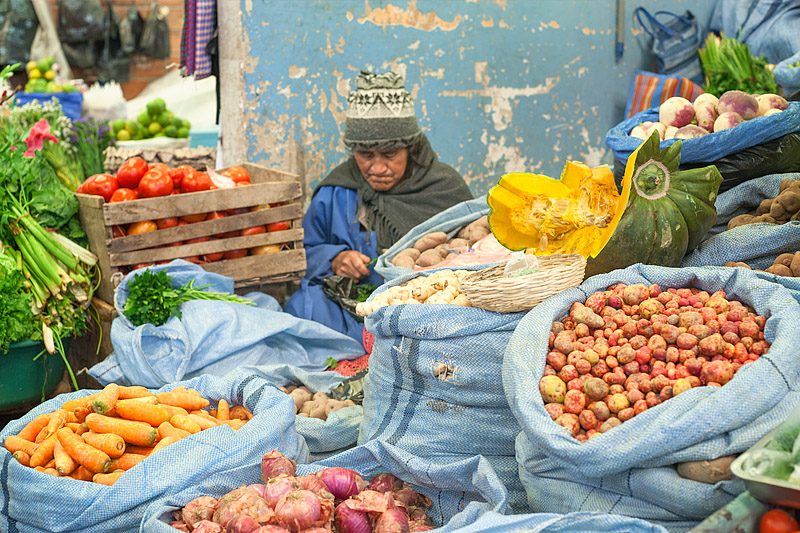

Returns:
28,68,41,79
116,129,131,141
25,61,37,72
44,70,55,81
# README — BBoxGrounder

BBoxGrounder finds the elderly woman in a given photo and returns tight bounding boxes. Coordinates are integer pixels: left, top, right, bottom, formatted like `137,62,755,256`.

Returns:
284,70,473,343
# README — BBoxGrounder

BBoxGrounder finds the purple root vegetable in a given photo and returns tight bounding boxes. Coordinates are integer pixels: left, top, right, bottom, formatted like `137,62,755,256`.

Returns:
763,108,784,117
274,490,322,532
182,496,219,529
757,93,789,116
718,90,759,120
675,125,709,139
659,97,695,128
368,472,405,493
226,515,261,533
317,467,366,501
334,502,372,533
693,93,719,131
213,487,274,529
664,126,679,139
374,507,411,533
261,450,297,481
714,111,744,132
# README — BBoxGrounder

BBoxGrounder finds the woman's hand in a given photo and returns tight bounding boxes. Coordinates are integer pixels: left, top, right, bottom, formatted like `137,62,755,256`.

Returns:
331,250,371,280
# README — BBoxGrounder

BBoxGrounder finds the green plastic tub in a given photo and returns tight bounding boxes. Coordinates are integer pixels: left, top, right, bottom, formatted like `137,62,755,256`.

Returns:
0,338,67,412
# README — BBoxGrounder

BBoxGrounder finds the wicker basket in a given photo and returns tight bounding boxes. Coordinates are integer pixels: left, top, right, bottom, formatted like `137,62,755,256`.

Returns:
459,254,587,313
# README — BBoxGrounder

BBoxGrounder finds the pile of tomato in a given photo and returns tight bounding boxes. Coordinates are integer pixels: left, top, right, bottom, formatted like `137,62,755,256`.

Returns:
77,158,292,269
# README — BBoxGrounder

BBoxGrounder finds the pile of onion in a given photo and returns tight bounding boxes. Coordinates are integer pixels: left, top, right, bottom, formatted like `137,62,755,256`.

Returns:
168,450,435,532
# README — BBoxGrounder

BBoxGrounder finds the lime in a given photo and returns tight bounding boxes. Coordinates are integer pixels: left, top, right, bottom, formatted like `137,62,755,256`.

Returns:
157,111,171,127
61,83,75,93
177,127,189,138
164,125,178,138
116,129,131,141
171,117,183,128
125,120,140,135
137,112,151,126
29,68,41,79
34,79,48,92
181,119,191,130
148,122,162,135
45,81,56,92
146,98,166,116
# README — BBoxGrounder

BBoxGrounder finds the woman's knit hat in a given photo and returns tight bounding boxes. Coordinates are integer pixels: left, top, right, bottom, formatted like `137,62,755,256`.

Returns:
343,70,423,151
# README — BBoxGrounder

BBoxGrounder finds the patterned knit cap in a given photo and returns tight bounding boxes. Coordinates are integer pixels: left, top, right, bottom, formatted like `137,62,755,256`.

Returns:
343,70,423,151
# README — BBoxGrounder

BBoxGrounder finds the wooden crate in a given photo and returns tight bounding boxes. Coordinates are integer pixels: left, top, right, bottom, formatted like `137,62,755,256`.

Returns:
77,163,306,303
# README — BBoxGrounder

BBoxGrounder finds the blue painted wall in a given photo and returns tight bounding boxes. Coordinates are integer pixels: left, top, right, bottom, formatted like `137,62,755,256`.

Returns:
238,0,717,200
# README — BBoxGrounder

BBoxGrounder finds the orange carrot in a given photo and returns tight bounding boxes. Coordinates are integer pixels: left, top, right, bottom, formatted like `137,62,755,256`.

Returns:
209,409,218,418
118,386,154,399
124,395,158,405
93,470,125,486
156,391,210,411
216,399,230,421
73,406,91,423
84,413,157,447
42,467,60,477
108,453,147,471
44,457,56,469
218,419,247,430
191,410,219,424
188,388,203,397
53,440,78,476
229,405,253,421
157,422,191,441
61,394,99,413
82,432,126,458
124,445,155,456
158,404,189,418
92,383,120,416
43,410,69,440
187,414,218,430
171,386,188,394
33,466,46,473
17,413,51,442
69,465,94,481
29,433,58,468
4,435,36,455
12,451,30,467
56,428,110,474
115,399,170,427
169,415,201,434
151,436,176,454
34,426,50,444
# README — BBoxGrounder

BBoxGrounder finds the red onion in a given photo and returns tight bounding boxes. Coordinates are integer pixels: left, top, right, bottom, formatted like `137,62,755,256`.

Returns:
261,450,297,481
299,474,333,497
251,527,290,533
344,490,395,513
374,507,411,533
192,521,224,533
369,473,404,493
275,489,321,532
317,467,366,500
169,521,190,532
182,496,219,529
262,475,302,507
334,501,372,533
246,484,268,499
213,487,274,527
226,515,260,533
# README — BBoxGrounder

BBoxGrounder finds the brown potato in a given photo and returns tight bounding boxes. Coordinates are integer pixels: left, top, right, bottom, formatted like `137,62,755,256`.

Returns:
774,253,795,268
416,249,444,267
390,248,421,268
413,231,447,252
766,264,793,277
727,214,755,230
790,252,800,277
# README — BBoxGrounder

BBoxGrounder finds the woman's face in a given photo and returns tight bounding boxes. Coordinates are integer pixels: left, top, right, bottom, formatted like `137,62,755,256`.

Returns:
353,147,409,191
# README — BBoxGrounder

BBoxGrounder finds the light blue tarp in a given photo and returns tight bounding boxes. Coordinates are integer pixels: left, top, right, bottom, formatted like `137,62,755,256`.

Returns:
775,50,800,96
0,372,308,533
90,260,364,388
605,102,800,165
375,196,490,281
504,263,800,532
141,440,507,532
444,511,668,533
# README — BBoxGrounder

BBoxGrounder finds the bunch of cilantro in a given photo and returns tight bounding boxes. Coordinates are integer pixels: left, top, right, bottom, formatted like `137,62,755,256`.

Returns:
0,252,35,352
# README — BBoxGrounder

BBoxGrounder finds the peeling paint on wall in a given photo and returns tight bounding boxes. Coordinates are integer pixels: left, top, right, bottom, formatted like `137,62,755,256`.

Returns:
358,0,461,31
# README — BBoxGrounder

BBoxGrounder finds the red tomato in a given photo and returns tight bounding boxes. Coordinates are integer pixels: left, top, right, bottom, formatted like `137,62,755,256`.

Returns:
206,211,235,239
240,225,266,236
116,157,148,188
760,510,800,533
223,249,248,260
137,168,174,198
181,171,212,193
180,212,208,223
182,256,204,264
155,217,179,230
109,188,139,203
167,167,186,189
127,220,158,235
149,162,170,173
250,244,282,255
84,174,119,202
222,165,251,184
235,181,250,187
268,202,285,208
226,207,249,216
178,164,197,177
185,235,210,244
266,221,291,232
76,174,98,194
111,225,126,239
203,238,225,262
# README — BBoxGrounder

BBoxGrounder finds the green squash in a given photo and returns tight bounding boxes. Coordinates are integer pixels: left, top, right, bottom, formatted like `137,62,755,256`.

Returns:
584,131,723,278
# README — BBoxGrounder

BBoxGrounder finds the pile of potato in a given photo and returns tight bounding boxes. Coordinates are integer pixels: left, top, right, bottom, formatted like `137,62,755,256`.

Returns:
278,385,356,420
390,216,491,269
726,251,800,277
727,179,800,229
355,269,472,317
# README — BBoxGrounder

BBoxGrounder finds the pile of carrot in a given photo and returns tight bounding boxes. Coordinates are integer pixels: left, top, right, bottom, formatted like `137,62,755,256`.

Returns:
3,383,253,486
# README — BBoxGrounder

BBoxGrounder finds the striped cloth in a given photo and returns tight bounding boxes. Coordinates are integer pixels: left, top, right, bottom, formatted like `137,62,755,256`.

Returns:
625,69,704,118
180,0,215,79
179,0,196,74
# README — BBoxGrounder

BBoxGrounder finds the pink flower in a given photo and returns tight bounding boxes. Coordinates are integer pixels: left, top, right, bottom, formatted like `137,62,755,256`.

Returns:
23,118,58,157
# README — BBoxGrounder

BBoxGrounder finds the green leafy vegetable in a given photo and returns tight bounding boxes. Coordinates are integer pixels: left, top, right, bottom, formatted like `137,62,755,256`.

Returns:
0,250,36,353
124,269,256,327
356,283,378,303
325,357,339,370
698,32,777,96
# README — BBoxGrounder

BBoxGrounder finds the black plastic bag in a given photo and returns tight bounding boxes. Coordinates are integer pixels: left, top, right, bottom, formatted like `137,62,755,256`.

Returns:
62,41,97,70
57,0,104,43
321,276,378,324
118,6,142,55
96,0,130,83
0,0,39,66
139,0,171,60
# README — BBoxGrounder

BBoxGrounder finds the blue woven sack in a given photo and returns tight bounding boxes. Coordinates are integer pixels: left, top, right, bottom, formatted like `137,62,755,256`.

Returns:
682,174,800,269
606,102,800,165
633,7,704,85
358,267,528,512
90,260,365,388
504,263,800,532
775,50,800,96
709,0,800,64
140,440,508,532
376,196,490,282
14,92,83,121
443,510,667,532
236,364,364,461
0,372,308,533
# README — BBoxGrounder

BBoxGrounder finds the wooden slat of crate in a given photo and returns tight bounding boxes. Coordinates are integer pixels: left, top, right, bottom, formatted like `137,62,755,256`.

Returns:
203,249,306,280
